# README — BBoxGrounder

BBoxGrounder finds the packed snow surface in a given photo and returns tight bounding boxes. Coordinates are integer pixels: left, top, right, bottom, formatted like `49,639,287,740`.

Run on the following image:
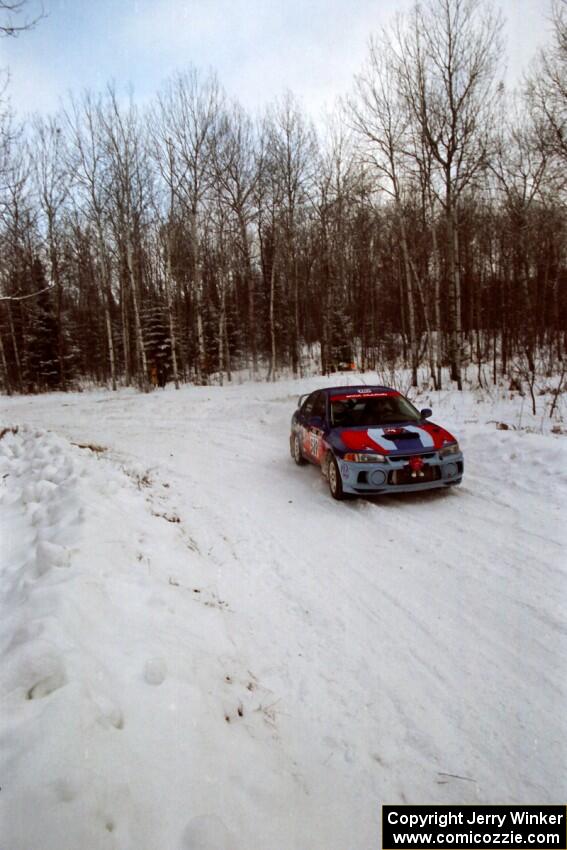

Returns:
1,375,566,850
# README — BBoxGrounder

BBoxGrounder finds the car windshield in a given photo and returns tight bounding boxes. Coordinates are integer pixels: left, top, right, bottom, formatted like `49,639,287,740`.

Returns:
330,395,421,427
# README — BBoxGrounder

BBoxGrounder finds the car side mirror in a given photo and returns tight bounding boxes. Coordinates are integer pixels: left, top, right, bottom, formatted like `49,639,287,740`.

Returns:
420,408,432,419
308,415,324,428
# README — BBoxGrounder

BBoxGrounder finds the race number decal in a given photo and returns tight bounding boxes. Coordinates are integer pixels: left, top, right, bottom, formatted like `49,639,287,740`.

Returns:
310,432,319,457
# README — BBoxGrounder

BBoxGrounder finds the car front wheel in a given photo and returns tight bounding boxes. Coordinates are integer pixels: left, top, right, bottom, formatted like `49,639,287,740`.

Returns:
328,456,346,500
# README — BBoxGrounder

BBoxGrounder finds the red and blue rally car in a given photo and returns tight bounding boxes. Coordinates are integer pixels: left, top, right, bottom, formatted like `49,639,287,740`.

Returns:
290,385,463,500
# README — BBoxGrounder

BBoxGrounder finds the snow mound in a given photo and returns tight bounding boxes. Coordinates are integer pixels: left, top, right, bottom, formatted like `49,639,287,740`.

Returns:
0,426,292,850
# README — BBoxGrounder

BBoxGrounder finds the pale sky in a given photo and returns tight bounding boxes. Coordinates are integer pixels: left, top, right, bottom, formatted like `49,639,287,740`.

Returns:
0,0,554,121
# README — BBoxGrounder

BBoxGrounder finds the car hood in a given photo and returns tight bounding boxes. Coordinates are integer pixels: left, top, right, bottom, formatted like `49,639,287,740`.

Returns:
334,421,457,455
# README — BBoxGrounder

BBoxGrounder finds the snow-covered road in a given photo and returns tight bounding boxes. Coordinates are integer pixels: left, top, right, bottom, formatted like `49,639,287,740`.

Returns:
1,377,566,850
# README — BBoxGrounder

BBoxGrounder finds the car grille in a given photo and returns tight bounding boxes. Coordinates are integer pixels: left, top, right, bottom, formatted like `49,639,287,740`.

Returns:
388,465,441,485
390,451,436,463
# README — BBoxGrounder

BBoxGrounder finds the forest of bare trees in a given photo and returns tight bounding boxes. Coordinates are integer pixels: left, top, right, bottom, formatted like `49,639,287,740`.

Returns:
0,0,565,394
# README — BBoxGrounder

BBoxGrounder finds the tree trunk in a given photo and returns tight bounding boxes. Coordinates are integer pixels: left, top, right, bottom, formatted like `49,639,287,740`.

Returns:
218,273,225,386
121,279,131,386
268,245,277,382
7,302,23,393
127,238,149,392
224,303,231,383
105,299,116,391
48,218,66,390
428,203,443,389
165,248,179,389
322,231,331,376
409,256,433,388
398,209,418,386
0,326,11,395
446,201,462,390
239,216,256,378
190,211,207,384
293,249,300,377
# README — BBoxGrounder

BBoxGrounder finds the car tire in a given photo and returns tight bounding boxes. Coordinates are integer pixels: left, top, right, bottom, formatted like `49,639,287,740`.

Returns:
328,456,346,500
291,433,307,466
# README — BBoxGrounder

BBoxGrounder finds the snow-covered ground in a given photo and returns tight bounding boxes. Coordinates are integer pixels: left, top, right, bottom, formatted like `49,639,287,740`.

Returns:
1,374,566,850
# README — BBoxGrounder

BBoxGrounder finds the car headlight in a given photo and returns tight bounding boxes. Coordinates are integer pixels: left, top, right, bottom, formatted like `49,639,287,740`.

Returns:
343,453,386,463
440,442,460,458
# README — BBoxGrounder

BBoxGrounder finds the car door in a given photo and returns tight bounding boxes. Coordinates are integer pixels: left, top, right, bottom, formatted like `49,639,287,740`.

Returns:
305,391,327,464
296,392,316,456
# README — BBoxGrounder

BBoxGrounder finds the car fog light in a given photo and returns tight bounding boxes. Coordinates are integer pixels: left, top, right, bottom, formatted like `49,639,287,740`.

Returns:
370,469,387,486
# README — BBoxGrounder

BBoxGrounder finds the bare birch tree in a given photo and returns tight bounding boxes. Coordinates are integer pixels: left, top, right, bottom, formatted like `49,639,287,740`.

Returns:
211,103,259,376
31,114,70,388
100,86,151,392
154,68,222,384
396,0,503,388
65,92,118,390
263,93,318,376
349,37,421,386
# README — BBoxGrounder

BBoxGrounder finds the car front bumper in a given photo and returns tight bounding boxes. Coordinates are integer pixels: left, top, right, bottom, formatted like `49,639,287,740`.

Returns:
337,451,464,495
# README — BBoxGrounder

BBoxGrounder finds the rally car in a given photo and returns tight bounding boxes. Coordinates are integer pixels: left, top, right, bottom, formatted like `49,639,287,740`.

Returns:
289,385,463,500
